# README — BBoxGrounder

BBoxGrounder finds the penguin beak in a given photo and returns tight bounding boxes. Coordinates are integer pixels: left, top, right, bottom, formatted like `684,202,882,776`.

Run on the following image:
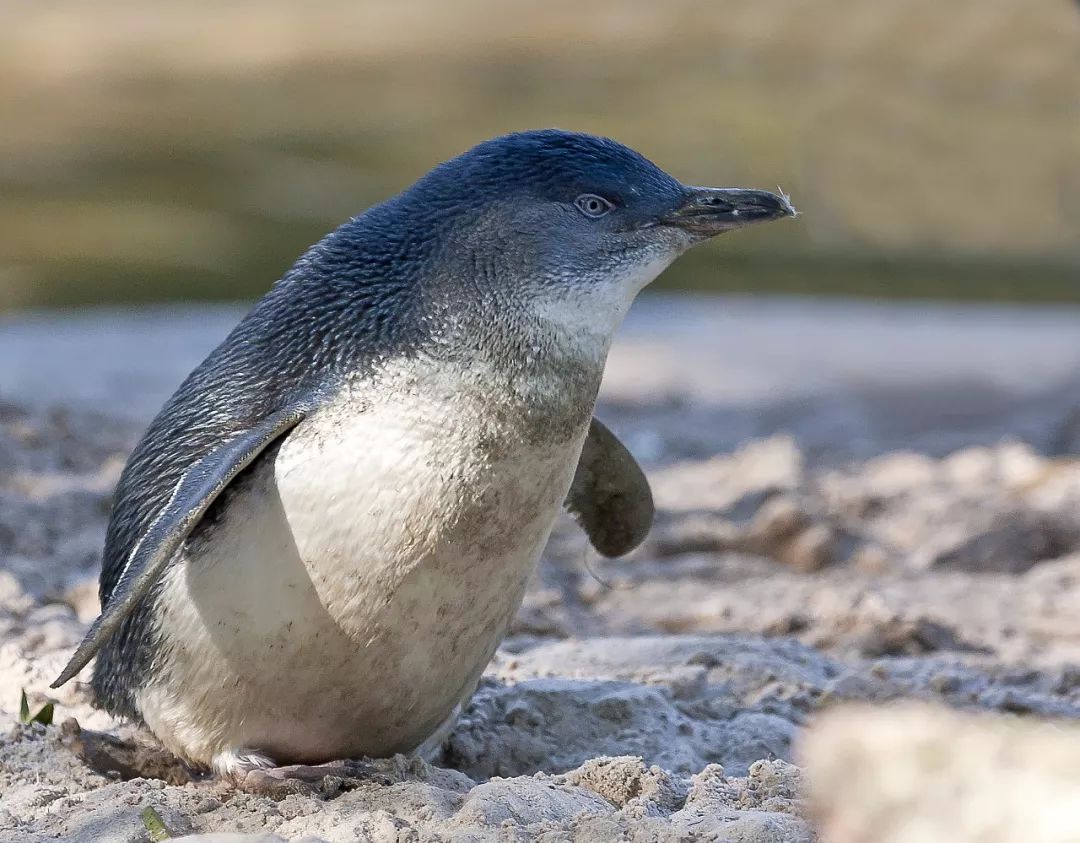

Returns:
662,187,797,235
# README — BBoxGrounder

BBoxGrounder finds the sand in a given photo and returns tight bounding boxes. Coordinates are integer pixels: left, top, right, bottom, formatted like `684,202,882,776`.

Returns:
2,297,1080,841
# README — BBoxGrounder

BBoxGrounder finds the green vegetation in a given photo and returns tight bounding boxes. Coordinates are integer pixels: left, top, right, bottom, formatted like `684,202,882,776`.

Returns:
140,807,173,841
18,689,54,726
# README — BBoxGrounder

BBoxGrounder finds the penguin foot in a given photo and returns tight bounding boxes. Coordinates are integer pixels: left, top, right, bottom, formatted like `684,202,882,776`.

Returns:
59,718,194,786
223,755,377,799
251,760,374,783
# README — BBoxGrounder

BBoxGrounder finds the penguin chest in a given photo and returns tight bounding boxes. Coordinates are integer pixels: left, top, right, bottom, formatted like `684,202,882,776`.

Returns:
143,378,588,764
272,386,580,656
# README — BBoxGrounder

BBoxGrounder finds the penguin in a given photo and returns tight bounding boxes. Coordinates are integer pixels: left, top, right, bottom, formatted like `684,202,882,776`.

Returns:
53,129,796,785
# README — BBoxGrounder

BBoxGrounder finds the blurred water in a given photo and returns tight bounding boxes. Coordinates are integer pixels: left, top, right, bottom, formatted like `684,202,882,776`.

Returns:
4,295,1080,461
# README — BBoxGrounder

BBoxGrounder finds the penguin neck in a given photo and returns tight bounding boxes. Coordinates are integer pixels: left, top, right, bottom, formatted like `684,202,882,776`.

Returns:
421,285,622,426
450,282,629,362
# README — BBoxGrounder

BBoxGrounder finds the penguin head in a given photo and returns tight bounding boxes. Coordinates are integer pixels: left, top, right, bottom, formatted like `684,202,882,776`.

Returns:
392,130,796,313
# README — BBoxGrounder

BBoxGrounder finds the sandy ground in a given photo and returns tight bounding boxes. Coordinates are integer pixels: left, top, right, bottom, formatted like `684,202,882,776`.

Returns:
2,296,1080,841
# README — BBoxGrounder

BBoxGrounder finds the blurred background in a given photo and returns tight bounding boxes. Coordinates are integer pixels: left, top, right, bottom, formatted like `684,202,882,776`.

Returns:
1,0,1077,312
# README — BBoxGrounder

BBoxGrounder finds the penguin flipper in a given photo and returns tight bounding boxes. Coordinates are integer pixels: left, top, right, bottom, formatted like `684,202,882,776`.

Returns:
564,417,653,558
50,399,312,689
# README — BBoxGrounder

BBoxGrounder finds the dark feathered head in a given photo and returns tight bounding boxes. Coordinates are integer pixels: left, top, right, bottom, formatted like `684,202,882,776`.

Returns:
318,129,795,340
402,129,791,293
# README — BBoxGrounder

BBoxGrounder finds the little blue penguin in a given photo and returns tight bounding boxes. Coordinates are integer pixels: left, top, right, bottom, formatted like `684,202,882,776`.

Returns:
53,129,796,785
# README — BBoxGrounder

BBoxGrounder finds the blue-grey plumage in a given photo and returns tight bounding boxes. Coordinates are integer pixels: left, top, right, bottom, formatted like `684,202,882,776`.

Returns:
53,129,796,779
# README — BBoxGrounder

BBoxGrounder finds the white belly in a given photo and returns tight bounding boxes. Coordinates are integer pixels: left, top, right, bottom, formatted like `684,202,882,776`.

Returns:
137,374,589,767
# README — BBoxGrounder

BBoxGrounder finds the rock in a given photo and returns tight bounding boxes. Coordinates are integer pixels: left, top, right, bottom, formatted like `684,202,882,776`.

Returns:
777,522,836,572
854,617,991,658
746,496,810,546
918,509,1074,574
803,704,1080,843
651,437,805,516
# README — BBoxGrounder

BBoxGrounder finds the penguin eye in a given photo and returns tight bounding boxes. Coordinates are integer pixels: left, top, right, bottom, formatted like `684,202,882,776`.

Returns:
574,194,615,218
